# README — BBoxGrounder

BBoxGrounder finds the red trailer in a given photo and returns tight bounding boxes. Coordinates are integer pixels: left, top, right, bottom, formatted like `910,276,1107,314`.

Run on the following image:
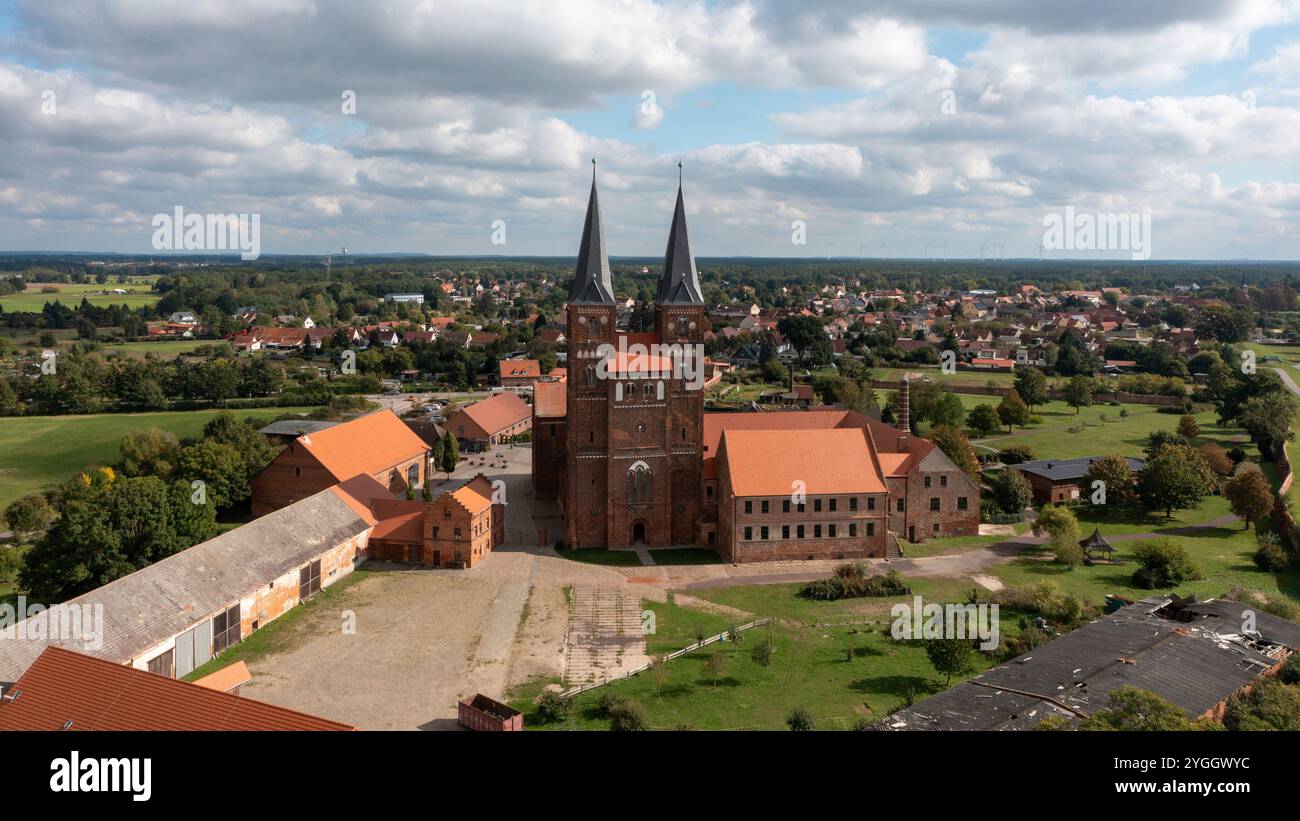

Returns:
458,694,524,731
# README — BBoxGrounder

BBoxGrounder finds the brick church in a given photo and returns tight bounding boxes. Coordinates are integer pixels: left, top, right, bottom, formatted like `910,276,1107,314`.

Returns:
532,166,979,562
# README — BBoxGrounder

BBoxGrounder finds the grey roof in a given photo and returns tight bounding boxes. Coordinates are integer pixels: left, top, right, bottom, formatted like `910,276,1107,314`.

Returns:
880,596,1293,731
0,488,370,682
258,419,341,437
1013,455,1144,482
569,175,615,305
657,183,704,305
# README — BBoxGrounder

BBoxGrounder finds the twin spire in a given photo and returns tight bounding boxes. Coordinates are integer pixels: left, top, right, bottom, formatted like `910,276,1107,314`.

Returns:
569,158,703,306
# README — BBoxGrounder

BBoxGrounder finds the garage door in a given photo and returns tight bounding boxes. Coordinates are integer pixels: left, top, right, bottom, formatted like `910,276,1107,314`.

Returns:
174,620,214,678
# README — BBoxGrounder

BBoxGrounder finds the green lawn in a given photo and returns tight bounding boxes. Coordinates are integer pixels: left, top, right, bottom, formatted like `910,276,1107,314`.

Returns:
554,547,643,566
875,366,1019,388
901,523,1031,558
512,590,1019,730
0,282,159,311
989,520,1300,609
0,406,316,511
97,340,207,358
962,399,1247,460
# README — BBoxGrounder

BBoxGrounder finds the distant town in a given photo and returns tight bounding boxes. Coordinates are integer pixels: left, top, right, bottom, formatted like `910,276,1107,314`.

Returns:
1,194,1299,733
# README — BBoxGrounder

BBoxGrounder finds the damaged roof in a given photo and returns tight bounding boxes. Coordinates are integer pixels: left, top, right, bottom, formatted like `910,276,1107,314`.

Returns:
881,596,1296,731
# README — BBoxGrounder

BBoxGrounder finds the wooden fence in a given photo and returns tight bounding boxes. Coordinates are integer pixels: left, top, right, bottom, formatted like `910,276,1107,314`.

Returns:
560,617,773,697
1271,439,1298,556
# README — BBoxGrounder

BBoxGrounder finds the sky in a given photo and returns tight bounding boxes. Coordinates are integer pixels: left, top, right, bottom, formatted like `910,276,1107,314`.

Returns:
1,0,1300,260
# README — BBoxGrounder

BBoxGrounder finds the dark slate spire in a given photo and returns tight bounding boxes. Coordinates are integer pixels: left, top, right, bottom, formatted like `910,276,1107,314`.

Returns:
657,162,704,305
569,158,615,305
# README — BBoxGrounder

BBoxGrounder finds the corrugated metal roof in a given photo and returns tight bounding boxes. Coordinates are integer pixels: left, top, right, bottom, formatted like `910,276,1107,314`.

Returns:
0,488,371,682
881,598,1293,731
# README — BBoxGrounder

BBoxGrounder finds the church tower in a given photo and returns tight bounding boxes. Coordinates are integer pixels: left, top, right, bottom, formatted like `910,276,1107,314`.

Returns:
654,164,706,545
564,160,617,548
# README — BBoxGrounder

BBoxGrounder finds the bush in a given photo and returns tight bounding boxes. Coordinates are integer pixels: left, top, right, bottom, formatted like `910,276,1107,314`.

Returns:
1280,653,1300,686
786,707,814,731
597,693,628,717
536,690,574,723
607,698,648,731
998,444,1035,464
1253,532,1291,572
1131,538,1202,589
800,567,911,600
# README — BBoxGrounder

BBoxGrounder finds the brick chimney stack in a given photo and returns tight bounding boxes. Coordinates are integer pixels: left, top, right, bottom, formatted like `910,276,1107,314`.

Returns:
898,377,910,433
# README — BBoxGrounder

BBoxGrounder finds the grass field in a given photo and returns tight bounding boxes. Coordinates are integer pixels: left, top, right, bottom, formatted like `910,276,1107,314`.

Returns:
512,586,1019,730
959,398,1247,460
0,406,316,511
96,340,207,358
875,366,1020,388
0,281,159,311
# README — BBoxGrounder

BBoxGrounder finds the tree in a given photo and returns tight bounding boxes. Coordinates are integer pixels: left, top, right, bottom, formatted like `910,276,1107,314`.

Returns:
174,439,252,509
1083,453,1138,506
649,655,670,699
750,637,774,681
989,468,1032,514
536,691,574,723
1140,444,1215,517
1079,686,1194,731
1198,443,1234,478
1064,375,1096,414
1194,305,1251,343
786,706,814,731
930,424,980,479
1176,414,1200,439
1223,464,1274,530
1013,366,1048,411
440,434,459,478
776,315,827,362
119,426,181,478
1131,538,1202,588
1032,504,1081,563
925,638,975,686
4,494,55,537
997,389,1031,431
929,390,966,429
1144,430,1189,460
704,648,728,688
966,403,1001,437
1239,392,1297,455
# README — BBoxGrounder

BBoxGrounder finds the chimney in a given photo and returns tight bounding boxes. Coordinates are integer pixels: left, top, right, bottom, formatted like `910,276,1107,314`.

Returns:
898,377,910,433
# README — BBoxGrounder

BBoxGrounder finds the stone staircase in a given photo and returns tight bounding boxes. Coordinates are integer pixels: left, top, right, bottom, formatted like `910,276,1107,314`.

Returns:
563,586,648,686
886,530,903,559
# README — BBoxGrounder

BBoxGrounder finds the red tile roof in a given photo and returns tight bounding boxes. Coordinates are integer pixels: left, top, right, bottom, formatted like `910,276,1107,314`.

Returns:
299,410,429,483
499,359,541,380
0,647,353,731
455,392,531,437
534,381,567,418
719,428,886,496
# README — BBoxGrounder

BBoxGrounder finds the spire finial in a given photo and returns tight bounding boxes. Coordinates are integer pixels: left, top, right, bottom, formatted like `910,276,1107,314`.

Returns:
592,156,597,182
677,160,683,186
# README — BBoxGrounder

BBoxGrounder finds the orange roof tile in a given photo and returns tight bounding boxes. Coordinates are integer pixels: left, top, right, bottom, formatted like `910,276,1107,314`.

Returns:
330,473,395,526
702,410,854,479
370,499,426,542
456,392,531,436
450,475,495,515
0,647,352,731
534,381,567,417
193,660,251,693
299,410,429,483
720,428,886,496
498,359,541,379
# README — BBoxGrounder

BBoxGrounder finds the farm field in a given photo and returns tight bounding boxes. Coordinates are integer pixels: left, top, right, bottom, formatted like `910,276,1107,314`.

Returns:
0,406,315,510
512,584,1020,730
875,366,1019,388
0,281,160,311
96,340,207,358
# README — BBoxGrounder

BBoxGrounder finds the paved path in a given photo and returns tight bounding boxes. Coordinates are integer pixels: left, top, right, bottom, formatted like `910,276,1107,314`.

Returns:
1270,366,1300,398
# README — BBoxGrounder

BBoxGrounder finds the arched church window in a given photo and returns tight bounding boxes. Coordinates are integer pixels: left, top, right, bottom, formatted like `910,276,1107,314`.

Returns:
627,462,652,506
643,382,654,399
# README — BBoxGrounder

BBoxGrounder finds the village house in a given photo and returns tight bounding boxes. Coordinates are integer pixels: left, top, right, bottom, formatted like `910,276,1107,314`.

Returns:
366,475,504,568
498,358,542,390
446,391,532,450
1011,455,1146,504
251,410,430,517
